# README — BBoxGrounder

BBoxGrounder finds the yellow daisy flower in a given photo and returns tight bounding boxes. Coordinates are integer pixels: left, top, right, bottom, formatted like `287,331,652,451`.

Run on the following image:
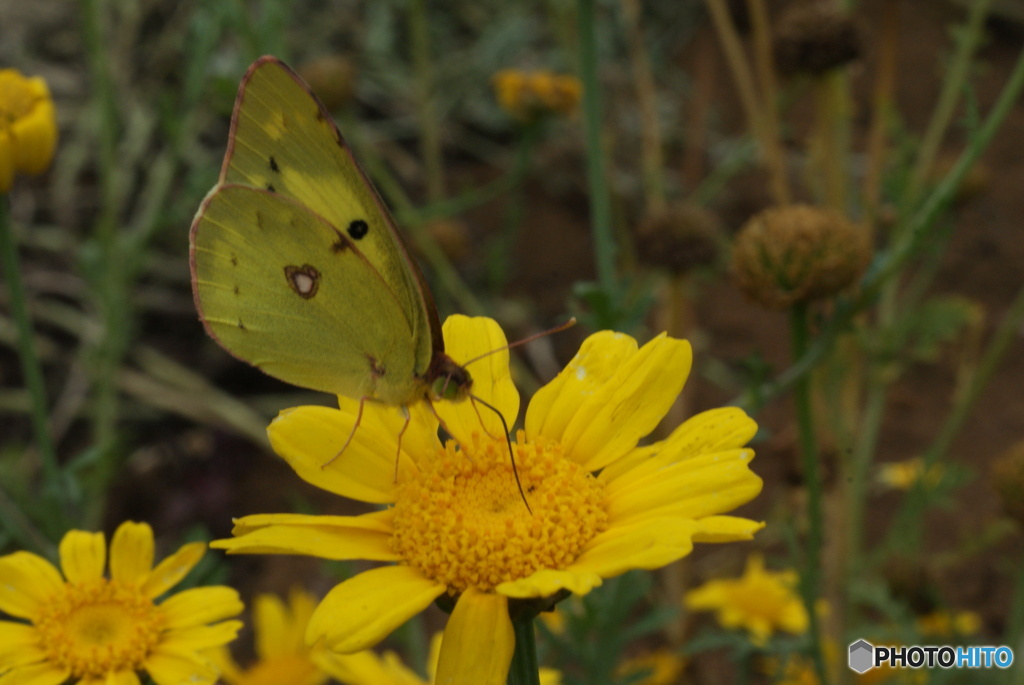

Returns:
213,587,350,685
685,554,807,645
0,68,58,193
0,521,243,684
213,315,764,684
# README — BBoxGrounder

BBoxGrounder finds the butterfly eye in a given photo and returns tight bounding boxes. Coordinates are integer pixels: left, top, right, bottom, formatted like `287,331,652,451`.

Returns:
347,219,369,240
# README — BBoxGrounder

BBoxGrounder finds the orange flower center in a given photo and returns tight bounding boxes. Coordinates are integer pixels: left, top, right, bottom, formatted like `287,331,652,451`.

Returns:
33,578,166,679
389,431,608,593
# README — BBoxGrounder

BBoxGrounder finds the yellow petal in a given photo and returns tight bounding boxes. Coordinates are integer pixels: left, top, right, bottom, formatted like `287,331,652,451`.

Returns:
59,530,106,584
159,620,244,651
253,593,300,658
141,542,206,598
571,517,698,577
12,96,57,175
109,521,154,586
159,587,243,629
0,552,63,618
0,662,70,685
691,516,765,543
526,332,692,471
606,449,762,523
435,315,520,446
526,331,637,440
105,671,140,685
497,568,603,599
306,565,445,652
434,590,514,685
0,621,46,666
269,404,422,504
311,650,397,684
211,511,397,561
144,648,218,685
601,406,757,482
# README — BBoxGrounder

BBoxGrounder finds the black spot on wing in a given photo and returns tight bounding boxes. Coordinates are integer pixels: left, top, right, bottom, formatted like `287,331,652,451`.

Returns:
348,219,369,240
238,319,246,331
269,155,280,173
266,183,276,193
230,254,238,266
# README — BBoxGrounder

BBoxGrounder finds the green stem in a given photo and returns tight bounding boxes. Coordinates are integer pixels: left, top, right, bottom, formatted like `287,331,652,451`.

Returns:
0,198,59,483
507,617,541,685
578,0,618,304
789,303,829,685
903,0,993,209
409,0,445,201
886,280,1024,554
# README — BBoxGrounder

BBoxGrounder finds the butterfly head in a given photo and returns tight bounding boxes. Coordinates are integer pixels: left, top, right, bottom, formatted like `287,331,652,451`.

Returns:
426,354,472,402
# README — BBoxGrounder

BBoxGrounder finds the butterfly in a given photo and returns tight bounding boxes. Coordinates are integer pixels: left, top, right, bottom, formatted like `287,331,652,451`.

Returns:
189,56,478,449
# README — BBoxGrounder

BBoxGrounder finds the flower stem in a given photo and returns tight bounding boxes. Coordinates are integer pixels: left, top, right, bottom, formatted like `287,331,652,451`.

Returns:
507,617,541,685
0,196,68,508
409,0,445,202
578,0,618,303
789,302,829,685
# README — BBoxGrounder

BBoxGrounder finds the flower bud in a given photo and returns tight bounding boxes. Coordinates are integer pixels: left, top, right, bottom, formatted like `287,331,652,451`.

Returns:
0,68,58,193
731,204,871,309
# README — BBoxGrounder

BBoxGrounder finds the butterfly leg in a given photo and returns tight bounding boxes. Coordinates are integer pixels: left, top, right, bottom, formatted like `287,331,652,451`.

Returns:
393,404,411,483
468,395,533,515
321,396,368,468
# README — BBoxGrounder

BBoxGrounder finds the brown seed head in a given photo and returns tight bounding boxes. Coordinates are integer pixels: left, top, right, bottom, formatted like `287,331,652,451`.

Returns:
731,204,871,309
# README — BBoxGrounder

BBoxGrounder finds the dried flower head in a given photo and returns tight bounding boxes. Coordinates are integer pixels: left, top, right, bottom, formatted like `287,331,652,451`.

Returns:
636,202,723,275
731,204,871,309
774,4,861,77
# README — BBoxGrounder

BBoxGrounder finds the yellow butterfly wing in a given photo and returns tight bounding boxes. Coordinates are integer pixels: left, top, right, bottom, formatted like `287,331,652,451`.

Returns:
191,186,426,403
190,56,441,404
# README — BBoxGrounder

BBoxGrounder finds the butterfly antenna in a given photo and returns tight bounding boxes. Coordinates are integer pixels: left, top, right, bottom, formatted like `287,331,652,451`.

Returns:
461,318,577,369
470,394,532,515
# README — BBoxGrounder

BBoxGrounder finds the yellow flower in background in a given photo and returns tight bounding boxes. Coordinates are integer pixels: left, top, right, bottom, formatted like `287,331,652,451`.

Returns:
0,68,58,192
615,649,685,685
876,458,944,491
685,554,808,645
213,587,352,685
0,521,243,684
493,69,582,122
214,315,764,684
916,609,982,638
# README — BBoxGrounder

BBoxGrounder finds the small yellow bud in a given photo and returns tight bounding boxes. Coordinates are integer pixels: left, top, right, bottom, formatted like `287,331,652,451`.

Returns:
731,204,871,309
297,55,356,111
0,68,58,193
